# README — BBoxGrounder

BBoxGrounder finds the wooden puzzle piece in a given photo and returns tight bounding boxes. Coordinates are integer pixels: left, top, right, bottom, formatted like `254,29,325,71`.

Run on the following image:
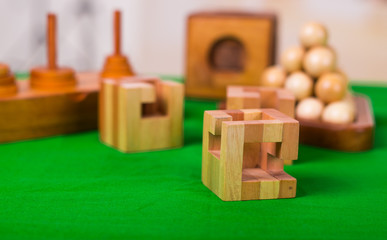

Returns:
100,77,184,152
185,11,277,99
226,86,296,165
202,109,298,201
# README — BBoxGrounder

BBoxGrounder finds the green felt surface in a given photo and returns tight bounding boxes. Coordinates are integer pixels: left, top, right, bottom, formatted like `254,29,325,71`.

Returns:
0,84,386,239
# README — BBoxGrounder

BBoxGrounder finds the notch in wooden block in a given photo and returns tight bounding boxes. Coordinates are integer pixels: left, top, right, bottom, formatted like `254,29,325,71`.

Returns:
185,11,277,99
202,109,298,201
99,77,184,152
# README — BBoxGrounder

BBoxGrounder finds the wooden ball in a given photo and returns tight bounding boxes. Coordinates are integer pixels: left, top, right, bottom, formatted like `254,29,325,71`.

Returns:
280,46,305,73
315,72,347,103
303,46,336,78
322,101,355,124
299,22,328,48
296,97,324,121
261,66,287,87
284,72,313,100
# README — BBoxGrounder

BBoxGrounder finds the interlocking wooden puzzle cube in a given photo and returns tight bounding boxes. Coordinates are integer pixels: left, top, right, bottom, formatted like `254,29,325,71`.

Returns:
226,86,295,117
185,11,277,99
99,77,184,152
202,109,299,201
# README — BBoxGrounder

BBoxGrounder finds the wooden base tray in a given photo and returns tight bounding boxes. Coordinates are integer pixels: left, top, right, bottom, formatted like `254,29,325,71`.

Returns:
0,72,99,144
299,95,374,151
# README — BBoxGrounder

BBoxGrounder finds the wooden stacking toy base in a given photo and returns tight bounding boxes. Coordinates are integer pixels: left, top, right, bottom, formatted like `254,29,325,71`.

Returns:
202,109,299,201
0,72,99,144
299,95,374,151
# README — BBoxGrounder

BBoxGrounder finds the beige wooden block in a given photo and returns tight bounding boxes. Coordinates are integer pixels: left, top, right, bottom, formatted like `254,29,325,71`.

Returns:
220,122,245,201
270,171,297,198
241,109,262,121
241,181,260,201
100,79,117,147
259,179,280,199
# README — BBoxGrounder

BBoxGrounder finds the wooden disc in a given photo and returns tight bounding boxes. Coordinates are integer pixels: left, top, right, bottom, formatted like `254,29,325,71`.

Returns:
30,66,77,90
0,63,18,96
101,55,134,78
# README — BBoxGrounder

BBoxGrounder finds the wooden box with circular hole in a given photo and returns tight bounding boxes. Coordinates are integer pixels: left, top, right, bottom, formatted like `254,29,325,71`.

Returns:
185,11,277,99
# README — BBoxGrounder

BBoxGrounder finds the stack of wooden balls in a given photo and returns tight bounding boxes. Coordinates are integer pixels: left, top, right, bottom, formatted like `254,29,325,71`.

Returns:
260,22,356,124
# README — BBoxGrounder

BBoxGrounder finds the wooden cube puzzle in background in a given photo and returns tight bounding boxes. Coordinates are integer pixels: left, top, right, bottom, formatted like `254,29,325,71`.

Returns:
202,109,299,201
99,77,184,152
226,86,296,165
185,12,277,99
226,86,295,118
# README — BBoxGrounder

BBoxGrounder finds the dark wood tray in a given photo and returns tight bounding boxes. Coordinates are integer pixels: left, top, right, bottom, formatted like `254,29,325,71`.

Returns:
299,95,374,151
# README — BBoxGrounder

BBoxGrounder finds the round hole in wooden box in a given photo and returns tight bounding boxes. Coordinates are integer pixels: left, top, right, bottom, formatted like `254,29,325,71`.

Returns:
209,37,246,72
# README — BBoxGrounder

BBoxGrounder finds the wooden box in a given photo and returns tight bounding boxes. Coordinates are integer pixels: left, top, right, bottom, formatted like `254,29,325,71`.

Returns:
185,11,277,99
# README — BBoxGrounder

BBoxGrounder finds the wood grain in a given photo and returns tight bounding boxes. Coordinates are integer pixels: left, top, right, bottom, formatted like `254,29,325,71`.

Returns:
0,72,99,144
100,77,184,153
202,109,298,201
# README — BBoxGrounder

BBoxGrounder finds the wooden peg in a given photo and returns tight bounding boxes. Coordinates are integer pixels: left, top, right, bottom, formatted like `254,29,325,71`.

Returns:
101,10,135,78
30,13,76,91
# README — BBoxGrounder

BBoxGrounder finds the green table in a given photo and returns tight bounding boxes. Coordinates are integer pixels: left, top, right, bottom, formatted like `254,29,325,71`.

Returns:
0,82,386,239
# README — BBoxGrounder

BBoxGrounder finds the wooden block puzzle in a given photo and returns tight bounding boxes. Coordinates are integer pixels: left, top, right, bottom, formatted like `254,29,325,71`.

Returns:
226,86,295,118
99,77,184,152
0,14,99,144
202,109,299,201
225,86,296,164
185,11,277,99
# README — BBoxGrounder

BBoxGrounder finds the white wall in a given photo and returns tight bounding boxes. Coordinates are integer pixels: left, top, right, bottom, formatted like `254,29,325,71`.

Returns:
0,0,386,81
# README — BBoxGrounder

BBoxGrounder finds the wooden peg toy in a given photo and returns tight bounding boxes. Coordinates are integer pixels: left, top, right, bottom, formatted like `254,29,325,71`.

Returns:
225,85,296,165
101,10,135,78
99,77,184,152
0,13,99,144
30,14,77,90
202,109,299,201
0,63,17,97
185,11,277,99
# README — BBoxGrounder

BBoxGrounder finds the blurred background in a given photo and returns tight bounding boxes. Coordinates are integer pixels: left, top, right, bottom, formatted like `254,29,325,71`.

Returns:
0,0,386,81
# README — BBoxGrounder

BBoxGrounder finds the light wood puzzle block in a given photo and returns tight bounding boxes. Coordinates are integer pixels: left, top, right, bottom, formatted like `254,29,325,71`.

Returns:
100,77,184,152
0,14,99,144
202,109,299,201
226,86,296,165
185,11,277,99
